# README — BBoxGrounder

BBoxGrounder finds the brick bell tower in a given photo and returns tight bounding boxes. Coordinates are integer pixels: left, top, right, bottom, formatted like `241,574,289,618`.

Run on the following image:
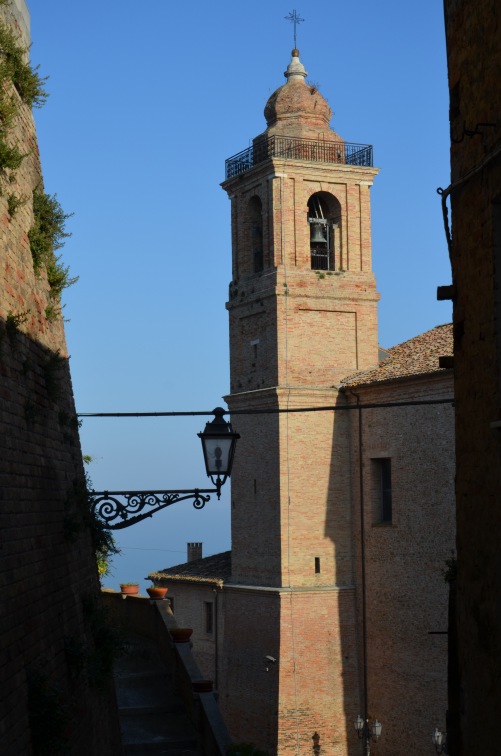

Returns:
221,49,379,754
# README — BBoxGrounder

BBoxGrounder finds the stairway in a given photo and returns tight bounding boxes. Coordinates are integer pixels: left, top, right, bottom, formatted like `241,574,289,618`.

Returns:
114,633,203,755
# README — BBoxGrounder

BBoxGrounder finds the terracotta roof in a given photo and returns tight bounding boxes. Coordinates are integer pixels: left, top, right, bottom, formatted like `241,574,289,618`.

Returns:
149,551,231,586
341,324,453,388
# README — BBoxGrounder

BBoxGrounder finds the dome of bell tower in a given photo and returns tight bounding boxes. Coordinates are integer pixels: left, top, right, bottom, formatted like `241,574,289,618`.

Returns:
262,49,342,142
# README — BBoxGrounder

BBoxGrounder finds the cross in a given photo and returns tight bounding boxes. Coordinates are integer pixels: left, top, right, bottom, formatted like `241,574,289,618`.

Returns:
284,9,304,49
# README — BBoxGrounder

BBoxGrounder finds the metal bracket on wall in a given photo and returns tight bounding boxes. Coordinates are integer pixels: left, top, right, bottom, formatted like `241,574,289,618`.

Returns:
90,488,218,530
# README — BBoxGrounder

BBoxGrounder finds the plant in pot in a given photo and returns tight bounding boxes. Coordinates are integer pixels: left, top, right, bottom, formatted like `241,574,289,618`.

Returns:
169,627,193,643
192,679,213,692
146,583,168,600
120,583,139,595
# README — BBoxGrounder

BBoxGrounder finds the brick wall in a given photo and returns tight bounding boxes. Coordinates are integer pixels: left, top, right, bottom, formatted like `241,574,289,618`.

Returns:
221,51,456,754
0,4,121,753
224,161,380,390
219,584,360,754
159,580,223,684
221,65,381,752
345,373,455,755
443,1,501,752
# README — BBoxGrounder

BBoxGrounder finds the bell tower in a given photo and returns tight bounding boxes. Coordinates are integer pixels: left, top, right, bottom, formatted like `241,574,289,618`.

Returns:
221,49,379,754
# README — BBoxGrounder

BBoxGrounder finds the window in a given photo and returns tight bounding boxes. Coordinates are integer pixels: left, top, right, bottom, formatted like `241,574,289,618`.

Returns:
494,198,501,404
307,192,341,271
204,601,214,634
247,196,263,273
372,458,392,524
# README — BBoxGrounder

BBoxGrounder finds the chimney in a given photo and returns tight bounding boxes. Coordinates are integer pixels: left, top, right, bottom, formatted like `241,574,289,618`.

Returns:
187,542,202,562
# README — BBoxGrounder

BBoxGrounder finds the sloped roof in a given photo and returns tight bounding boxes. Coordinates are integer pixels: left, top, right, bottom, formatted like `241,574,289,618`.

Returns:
341,323,453,388
149,551,231,586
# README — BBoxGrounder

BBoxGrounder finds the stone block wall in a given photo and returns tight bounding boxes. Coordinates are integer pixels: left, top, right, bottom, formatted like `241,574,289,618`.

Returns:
0,3,121,753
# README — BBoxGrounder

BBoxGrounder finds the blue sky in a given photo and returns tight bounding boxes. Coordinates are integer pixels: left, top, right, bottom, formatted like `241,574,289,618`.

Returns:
27,1,452,587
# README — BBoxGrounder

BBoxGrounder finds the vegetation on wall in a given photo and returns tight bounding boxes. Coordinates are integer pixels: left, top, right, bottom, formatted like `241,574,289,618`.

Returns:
88,504,120,581
0,18,48,108
64,463,120,582
81,593,126,689
0,18,47,171
29,189,77,300
5,308,29,338
0,18,75,317
83,458,120,581
7,190,27,216
43,348,66,400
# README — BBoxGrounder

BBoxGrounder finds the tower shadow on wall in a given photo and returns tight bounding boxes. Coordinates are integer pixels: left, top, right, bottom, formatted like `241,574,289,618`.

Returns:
0,315,121,754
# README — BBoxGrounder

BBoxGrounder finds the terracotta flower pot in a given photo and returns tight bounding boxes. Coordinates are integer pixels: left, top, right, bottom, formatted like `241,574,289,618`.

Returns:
146,587,168,600
192,679,213,692
169,627,193,643
120,583,139,595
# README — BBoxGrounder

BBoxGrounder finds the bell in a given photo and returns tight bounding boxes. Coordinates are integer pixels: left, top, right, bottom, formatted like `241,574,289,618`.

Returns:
310,222,327,244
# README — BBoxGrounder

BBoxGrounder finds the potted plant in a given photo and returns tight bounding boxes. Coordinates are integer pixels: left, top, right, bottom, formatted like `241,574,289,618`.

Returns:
120,583,139,595
146,583,168,600
169,627,193,643
192,679,213,692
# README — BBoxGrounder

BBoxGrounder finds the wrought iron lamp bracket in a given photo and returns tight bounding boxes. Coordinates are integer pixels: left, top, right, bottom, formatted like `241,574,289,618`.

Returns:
90,488,218,530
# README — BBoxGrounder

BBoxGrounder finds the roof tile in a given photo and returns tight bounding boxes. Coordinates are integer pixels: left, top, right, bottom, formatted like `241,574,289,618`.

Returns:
342,324,453,388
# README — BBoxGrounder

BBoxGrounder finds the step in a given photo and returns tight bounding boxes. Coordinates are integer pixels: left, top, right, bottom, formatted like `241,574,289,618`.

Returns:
116,672,183,711
120,708,199,749
115,634,202,755
124,746,201,755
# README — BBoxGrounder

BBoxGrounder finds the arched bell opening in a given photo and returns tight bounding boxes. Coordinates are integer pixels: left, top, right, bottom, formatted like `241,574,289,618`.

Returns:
246,195,264,274
307,192,341,271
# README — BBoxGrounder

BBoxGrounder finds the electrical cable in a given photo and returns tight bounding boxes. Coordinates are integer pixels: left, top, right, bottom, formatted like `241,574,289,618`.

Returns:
77,398,454,418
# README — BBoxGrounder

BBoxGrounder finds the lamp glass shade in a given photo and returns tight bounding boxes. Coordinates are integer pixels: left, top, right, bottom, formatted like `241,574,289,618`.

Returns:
202,436,235,476
432,728,444,746
372,720,382,738
354,715,364,732
198,408,239,480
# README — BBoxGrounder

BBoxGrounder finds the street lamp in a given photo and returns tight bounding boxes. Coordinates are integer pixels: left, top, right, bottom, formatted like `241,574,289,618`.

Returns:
432,727,448,754
354,715,382,755
198,406,240,497
90,407,239,530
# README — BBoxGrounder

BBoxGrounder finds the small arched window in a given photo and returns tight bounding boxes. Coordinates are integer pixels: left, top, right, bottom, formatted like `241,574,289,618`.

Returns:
307,192,341,271
247,196,264,273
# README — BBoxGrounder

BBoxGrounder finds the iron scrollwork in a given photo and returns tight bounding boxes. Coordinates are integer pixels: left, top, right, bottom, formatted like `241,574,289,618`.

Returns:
90,488,216,530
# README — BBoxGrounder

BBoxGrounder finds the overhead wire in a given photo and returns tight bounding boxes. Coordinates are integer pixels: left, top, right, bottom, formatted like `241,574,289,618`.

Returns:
77,398,454,418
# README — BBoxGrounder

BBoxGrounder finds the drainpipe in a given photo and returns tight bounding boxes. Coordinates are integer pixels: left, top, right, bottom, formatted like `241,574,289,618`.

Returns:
213,586,219,690
348,388,369,754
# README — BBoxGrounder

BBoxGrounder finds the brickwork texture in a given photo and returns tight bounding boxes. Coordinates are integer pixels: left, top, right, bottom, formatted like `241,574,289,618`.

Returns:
218,48,456,755
443,1,501,752
0,4,121,753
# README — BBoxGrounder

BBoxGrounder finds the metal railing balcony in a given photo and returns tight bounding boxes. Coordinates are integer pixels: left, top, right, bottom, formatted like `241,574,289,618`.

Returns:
225,135,373,179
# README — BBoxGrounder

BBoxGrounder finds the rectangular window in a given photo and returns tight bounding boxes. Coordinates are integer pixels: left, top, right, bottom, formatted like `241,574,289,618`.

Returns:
204,602,214,634
494,199,501,405
372,458,392,524
380,458,392,523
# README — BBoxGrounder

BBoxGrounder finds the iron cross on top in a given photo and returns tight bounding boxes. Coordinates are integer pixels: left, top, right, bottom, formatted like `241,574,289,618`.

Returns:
285,9,304,49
